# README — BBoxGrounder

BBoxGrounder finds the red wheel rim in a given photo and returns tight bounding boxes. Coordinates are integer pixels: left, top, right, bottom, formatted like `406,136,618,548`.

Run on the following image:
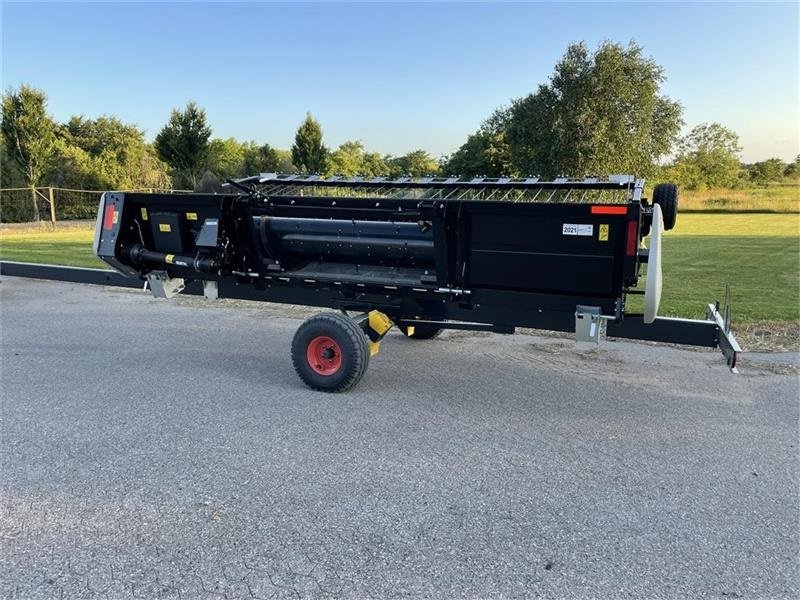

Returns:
306,336,343,375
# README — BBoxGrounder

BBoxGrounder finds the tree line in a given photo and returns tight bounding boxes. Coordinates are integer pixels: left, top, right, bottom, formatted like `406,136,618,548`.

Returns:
2,41,797,218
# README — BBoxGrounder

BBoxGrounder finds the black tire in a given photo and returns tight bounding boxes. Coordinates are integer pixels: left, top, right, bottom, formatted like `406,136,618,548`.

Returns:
291,312,370,392
402,323,442,340
652,183,679,231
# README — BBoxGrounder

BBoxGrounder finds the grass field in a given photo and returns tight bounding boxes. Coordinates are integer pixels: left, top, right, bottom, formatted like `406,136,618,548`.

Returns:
680,185,799,213
636,214,799,323
0,224,102,268
2,214,798,349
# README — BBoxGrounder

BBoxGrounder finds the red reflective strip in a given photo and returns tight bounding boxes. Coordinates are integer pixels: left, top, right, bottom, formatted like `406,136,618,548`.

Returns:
626,221,638,256
591,205,628,215
103,204,115,230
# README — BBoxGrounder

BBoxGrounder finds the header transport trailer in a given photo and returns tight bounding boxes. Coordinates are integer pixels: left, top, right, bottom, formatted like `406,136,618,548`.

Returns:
71,173,739,391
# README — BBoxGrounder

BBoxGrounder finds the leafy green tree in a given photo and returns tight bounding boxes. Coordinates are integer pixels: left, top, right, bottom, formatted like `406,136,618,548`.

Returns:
388,150,440,177
670,123,742,189
48,139,103,189
154,102,212,188
783,155,800,180
242,142,283,175
274,149,296,172
65,115,136,155
195,170,224,193
1,85,58,220
0,137,26,187
501,41,682,178
208,140,293,179
134,144,173,189
53,115,170,189
441,126,512,177
748,158,786,184
207,137,245,180
324,140,362,176
291,113,327,173
325,141,387,176
361,151,388,176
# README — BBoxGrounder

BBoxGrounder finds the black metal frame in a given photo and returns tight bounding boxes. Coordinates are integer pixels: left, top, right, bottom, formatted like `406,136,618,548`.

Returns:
0,259,741,371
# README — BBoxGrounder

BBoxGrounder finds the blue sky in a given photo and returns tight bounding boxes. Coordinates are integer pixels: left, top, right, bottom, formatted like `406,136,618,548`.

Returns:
2,1,798,162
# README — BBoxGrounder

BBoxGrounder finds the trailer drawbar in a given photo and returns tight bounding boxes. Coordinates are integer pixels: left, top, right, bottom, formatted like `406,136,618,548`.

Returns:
2,174,741,391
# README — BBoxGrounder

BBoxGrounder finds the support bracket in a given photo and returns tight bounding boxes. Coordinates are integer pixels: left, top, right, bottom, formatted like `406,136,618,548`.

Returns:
575,305,603,344
146,271,185,299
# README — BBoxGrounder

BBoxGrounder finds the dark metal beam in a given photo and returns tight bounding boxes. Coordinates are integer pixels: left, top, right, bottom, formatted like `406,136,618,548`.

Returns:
1,261,144,289
607,314,719,347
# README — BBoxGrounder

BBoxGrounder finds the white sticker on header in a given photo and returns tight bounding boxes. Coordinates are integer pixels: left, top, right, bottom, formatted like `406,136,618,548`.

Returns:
563,223,594,236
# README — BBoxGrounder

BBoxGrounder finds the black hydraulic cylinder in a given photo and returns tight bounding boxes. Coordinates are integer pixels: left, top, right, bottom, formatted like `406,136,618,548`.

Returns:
256,216,435,267
126,244,220,273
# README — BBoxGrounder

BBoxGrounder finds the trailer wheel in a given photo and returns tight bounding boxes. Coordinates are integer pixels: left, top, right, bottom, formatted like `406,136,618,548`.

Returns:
652,183,678,231
291,313,370,392
402,324,442,340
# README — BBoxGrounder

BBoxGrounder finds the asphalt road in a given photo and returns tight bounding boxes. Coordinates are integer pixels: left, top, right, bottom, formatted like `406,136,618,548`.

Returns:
1,278,798,599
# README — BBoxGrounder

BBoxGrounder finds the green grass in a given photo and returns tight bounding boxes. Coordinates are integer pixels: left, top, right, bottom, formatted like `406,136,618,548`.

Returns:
680,185,799,213
0,226,103,268
667,213,799,236
2,215,799,325
628,214,799,324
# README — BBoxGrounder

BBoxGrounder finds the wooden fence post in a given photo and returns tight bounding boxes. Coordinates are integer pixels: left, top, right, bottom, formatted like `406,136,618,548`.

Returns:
48,187,56,224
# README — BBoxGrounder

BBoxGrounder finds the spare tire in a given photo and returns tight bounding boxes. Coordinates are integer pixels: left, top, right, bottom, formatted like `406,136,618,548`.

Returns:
652,183,678,231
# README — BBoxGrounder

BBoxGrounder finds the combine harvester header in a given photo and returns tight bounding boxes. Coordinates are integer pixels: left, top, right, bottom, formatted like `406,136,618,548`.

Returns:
2,174,740,391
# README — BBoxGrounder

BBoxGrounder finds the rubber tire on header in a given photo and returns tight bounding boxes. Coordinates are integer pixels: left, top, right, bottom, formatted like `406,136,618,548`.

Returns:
652,183,678,231
402,323,442,340
291,312,370,392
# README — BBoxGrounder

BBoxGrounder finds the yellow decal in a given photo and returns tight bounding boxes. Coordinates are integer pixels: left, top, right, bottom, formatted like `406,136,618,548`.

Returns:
112,210,119,224
140,207,148,220
165,254,175,264
186,212,198,221
159,223,172,232
406,325,416,337
369,341,381,356
599,224,609,242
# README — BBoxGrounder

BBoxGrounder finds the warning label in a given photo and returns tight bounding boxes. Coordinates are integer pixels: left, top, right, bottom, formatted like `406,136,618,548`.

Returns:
562,223,593,236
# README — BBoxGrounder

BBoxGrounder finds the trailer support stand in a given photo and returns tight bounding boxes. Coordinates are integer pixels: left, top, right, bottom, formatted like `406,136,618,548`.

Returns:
358,310,394,356
575,306,603,344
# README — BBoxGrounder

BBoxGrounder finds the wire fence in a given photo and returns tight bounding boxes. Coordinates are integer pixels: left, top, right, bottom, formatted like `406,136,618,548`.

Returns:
0,187,190,224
